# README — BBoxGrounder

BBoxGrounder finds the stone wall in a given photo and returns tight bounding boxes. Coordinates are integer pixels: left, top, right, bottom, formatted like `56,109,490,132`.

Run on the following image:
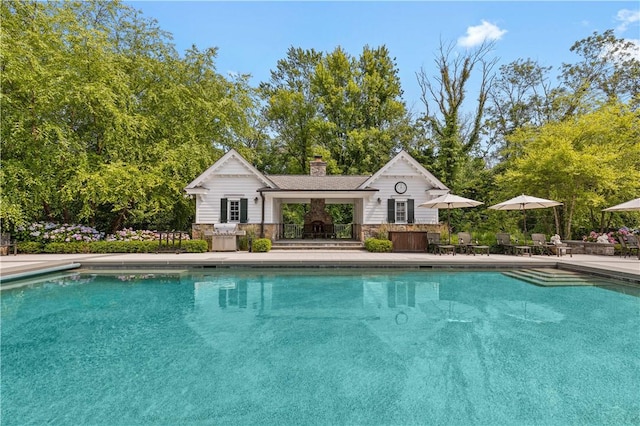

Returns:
564,240,615,256
191,223,277,242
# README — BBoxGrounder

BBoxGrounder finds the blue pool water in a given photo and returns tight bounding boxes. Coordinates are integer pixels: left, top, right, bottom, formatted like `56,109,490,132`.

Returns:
1,269,639,425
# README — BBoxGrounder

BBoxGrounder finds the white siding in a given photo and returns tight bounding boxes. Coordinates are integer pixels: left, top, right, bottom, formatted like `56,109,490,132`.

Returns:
363,171,439,225
192,150,444,226
196,175,264,223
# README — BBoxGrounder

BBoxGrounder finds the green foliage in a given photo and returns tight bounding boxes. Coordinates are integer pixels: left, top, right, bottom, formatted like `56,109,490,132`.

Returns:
1,1,256,232
182,240,208,253
498,102,640,238
17,241,44,254
36,239,207,254
251,238,272,252
364,238,393,253
2,3,636,245
260,45,412,176
416,41,497,191
43,242,92,254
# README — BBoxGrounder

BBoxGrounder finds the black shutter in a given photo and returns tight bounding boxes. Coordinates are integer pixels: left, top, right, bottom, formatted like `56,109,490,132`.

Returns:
220,198,228,223
240,198,248,223
407,199,415,224
387,199,395,223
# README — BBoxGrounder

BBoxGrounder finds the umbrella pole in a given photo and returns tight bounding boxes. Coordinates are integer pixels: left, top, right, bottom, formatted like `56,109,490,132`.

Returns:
523,208,527,244
448,207,452,244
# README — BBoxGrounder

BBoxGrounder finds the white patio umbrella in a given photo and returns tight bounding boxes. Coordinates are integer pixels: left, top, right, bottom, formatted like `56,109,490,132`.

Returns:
418,193,483,243
488,194,562,239
603,197,640,212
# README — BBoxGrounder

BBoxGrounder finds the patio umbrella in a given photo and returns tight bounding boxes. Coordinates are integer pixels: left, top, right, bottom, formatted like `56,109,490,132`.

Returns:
488,194,562,239
418,193,483,244
603,197,640,212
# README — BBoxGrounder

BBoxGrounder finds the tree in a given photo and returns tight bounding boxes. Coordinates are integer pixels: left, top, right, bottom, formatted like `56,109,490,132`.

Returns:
560,30,640,115
484,59,557,163
259,47,324,174
497,102,640,238
416,40,498,191
312,45,412,174
1,0,255,232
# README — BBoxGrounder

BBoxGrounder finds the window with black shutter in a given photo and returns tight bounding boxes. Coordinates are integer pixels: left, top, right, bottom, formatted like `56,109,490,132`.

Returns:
220,198,228,223
240,198,248,223
407,199,415,224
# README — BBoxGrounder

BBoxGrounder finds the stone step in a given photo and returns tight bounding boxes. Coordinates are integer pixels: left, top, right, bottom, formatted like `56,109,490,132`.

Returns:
511,268,587,282
503,268,604,287
271,240,364,250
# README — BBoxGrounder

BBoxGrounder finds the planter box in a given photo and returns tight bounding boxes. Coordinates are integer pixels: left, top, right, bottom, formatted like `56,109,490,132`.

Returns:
564,240,615,256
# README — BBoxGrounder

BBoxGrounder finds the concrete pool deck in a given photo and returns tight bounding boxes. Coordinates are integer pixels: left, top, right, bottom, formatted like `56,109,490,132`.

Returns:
1,251,639,284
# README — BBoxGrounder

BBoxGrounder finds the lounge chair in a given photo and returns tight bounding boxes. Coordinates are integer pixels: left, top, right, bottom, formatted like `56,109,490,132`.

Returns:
496,232,530,256
496,233,514,255
457,232,489,256
531,233,552,255
619,235,639,259
456,232,473,254
0,233,17,256
427,232,455,255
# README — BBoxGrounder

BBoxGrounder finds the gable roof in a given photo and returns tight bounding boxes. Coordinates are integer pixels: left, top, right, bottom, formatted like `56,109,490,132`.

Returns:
360,150,448,190
263,175,372,191
185,148,447,193
185,149,273,192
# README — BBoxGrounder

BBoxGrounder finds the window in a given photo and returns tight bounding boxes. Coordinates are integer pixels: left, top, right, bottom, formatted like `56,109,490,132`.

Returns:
229,200,240,222
387,198,414,224
220,198,248,223
395,201,406,223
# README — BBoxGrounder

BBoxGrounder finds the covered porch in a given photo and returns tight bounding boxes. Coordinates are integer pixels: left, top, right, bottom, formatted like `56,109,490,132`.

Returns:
264,190,371,241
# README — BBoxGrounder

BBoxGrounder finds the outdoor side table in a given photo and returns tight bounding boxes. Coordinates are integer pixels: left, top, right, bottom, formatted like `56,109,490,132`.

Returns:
471,245,490,256
554,244,572,257
513,245,531,257
438,245,456,255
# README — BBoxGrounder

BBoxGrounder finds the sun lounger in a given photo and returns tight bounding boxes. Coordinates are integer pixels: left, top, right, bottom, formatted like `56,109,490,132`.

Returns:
457,232,489,256
427,232,455,255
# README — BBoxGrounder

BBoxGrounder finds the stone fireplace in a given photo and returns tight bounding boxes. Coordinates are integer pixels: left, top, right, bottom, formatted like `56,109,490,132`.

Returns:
304,198,333,225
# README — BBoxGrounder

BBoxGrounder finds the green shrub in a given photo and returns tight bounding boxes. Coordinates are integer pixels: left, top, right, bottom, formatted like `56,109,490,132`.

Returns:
17,241,44,254
238,236,249,251
182,240,208,253
37,240,208,254
43,242,91,254
365,238,392,253
89,241,155,253
252,238,272,252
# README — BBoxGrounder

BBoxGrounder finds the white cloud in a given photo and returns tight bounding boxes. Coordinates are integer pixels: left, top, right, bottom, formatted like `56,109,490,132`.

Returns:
457,20,507,48
616,9,640,32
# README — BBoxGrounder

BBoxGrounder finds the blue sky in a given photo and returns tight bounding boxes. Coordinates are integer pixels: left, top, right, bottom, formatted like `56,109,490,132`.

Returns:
128,1,640,112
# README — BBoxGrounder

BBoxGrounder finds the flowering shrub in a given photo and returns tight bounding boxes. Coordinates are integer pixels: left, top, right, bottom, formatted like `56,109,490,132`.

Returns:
15,222,104,243
616,227,639,237
582,228,639,244
107,228,159,241
106,228,190,241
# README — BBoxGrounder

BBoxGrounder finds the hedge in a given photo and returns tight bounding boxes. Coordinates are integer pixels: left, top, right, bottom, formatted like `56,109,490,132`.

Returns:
19,240,208,254
17,241,45,254
251,238,272,252
364,238,393,253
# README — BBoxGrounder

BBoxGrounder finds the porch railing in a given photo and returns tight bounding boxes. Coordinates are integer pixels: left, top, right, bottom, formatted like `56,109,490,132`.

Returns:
279,223,356,240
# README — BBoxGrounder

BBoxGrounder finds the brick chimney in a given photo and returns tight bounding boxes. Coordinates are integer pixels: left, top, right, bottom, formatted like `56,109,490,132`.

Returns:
310,155,326,177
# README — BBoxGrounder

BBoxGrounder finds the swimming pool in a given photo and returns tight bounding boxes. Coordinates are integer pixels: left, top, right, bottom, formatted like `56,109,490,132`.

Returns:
1,269,638,425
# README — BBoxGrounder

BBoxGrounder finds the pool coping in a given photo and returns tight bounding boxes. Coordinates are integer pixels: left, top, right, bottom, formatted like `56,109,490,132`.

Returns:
1,251,638,286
